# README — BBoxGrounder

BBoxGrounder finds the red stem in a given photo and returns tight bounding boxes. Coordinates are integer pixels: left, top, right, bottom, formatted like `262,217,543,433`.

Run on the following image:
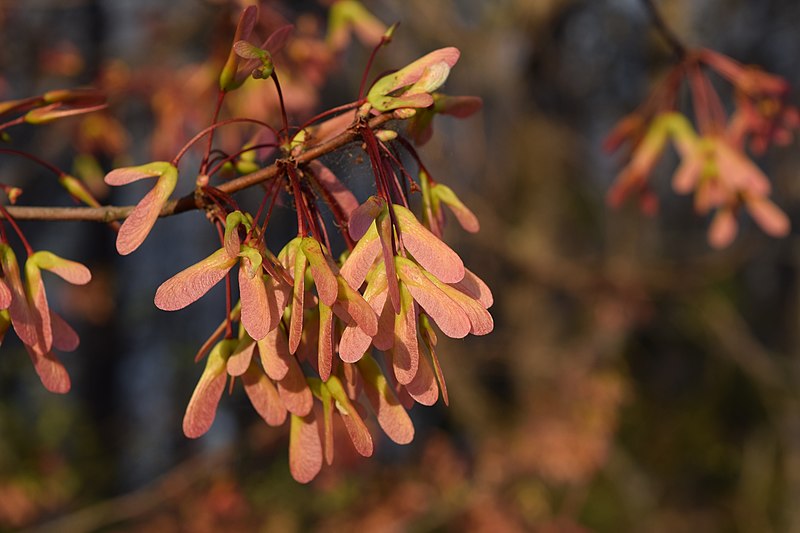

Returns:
215,221,234,338
270,72,290,142
286,165,306,236
172,117,277,167
379,142,413,207
0,116,27,132
701,69,728,132
200,90,227,176
688,63,713,135
0,96,44,120
306,166,355,250
313,202,332,252
0,148,64,176
394,136,430,178
296,101,361,133
0,204,33,256
206,142,279,178
258,179,282,237
360,125,389,198
358,32,392,100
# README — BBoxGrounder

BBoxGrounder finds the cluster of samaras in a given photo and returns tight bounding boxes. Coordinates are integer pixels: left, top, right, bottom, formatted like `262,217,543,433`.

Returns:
0,88,105,394
147,197,493,483
606,48,798,247
99,8,490,482
0,2,490,483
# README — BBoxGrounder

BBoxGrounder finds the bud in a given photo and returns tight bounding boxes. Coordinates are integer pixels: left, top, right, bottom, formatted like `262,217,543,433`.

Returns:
374,129,398,142
58,174,100,207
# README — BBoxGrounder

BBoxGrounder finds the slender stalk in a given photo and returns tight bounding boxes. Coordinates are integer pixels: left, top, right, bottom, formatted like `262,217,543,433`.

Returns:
214,221,234,339
0,95,44,120
0,204,33,255
286,165,307,236
688,64,720,135
199,90,227,176
172,117,277,166
252,186,273,229
379,142,414,207
358,31,393,100
298,182,318,241
360,125,390,200
270,72,290,140
394,137,430,180
306,166,355,250
701,70,728,132
206,142,279,178
296,101,360,133
315,206,331,252
258,179,282,237
0,148,64,176
0,116,27,132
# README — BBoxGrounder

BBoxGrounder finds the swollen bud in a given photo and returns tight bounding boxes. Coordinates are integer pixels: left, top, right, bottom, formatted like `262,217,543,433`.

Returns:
58,174,100,207
375,129,398,142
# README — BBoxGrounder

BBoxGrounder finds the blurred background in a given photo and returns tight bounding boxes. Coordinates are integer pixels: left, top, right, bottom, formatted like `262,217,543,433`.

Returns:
2,0,800,531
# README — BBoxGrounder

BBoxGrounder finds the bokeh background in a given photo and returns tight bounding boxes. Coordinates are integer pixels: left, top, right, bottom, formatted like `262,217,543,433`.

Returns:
2,0,800,531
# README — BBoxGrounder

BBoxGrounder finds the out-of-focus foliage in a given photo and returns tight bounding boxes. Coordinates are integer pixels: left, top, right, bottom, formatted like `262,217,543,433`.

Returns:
1,0,800,531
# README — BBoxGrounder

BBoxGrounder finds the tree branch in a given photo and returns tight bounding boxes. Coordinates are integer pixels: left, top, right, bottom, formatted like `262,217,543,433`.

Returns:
2,111,395,222
641,0,688,60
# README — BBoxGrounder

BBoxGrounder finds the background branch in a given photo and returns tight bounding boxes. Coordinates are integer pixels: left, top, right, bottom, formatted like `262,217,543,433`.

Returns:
641,0,688,59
